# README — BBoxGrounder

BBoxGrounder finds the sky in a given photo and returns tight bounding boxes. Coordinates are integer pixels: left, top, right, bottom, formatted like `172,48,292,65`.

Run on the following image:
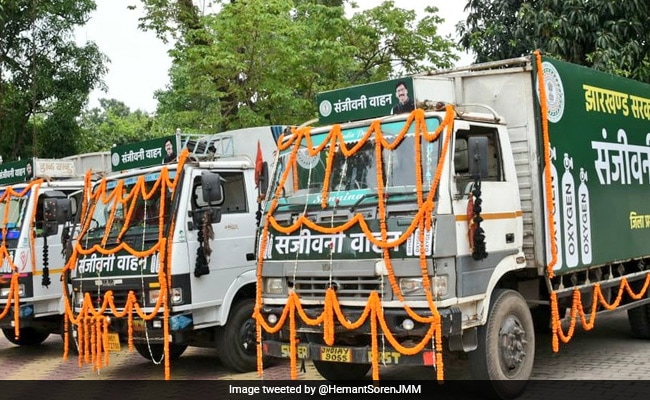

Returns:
75,1,471,114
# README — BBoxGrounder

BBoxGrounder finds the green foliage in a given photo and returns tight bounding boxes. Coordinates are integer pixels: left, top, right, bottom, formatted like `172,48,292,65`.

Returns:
141,0,459,132
458,0,650,83
77,99,160,153
0,0,107,161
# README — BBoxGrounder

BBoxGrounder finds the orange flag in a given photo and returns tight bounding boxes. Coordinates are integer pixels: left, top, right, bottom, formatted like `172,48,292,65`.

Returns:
255,140,263,188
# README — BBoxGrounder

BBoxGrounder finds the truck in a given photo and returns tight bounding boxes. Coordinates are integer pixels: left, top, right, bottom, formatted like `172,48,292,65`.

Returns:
65,127,279,376
0,153,110,346
256,52,650,399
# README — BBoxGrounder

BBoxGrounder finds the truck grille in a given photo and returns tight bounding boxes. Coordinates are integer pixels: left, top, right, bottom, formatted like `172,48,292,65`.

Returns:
292,276,387,299
84,289,140,308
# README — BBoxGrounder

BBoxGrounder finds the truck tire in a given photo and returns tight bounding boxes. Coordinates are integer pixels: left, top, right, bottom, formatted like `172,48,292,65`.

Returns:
627,304,650,338
133,342,188,362
216,298,267,372
312,360,370,381
2,327,50,346
469,289,535,400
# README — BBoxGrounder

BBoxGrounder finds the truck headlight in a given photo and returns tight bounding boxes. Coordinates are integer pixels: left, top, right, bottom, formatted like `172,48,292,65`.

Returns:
0,284,25,297
399,276,449,297
399,278,424,296
170,288,183,305
74,291,85,307
431,276,448,297
149,289,160,305
264,278,284,294
149,288,184,305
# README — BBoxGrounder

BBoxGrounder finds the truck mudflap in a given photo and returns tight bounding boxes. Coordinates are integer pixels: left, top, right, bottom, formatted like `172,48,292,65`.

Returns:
262,340,435,366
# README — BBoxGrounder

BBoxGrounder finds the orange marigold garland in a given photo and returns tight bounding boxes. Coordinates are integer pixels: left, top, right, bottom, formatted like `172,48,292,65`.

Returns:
534,50,558,279
254,108,454,381
60,150,190,380
0,181,42,340
550,273,650,352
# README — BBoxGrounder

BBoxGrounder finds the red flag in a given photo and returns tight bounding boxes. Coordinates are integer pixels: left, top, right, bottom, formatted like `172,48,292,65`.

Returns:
254,140,263,188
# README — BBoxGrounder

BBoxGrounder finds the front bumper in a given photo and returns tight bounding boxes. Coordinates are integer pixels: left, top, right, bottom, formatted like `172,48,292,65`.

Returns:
263,340,435,366
259,304,461,366
260,304,462,337
0,304,35,329
104,313,194,344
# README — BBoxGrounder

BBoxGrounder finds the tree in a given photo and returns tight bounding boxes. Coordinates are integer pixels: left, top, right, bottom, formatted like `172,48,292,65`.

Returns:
0,0,107,161
140,0,460,132
77,99,159,153
457,0,650,83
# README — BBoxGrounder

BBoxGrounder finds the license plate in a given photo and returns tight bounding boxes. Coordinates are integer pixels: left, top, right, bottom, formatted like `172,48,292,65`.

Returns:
320,346,351,362
106,333,121,352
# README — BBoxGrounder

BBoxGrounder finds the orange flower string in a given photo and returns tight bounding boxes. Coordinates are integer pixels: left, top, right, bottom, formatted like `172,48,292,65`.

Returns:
534,50,558,279
550,273,650,352
0,181,44,339
60,151,189,379
255,108,454,380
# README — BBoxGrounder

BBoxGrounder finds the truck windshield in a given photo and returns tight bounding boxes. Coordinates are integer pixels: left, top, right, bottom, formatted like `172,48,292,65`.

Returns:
272,117,441,208
0,191,29,236
83,172,173,240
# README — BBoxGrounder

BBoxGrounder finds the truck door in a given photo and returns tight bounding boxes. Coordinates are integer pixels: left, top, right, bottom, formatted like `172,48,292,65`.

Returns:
31,189,77,311
451,124,522,295
188,170,255,325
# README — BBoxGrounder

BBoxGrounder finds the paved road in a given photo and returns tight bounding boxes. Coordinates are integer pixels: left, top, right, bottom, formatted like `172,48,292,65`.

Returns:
0,309,649,398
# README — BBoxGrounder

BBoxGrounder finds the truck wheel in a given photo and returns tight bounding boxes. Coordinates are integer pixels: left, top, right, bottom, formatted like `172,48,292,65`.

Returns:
216,298,268,372
469,289,535,400
313,360,370,381
627,304,650,338
133,342,188,362
2,327,50,346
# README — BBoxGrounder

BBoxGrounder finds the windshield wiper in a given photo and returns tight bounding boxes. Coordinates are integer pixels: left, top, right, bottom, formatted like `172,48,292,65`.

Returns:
350,190,423,212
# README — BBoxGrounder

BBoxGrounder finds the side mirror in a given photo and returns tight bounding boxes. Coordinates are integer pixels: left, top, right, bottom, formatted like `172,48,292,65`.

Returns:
43,198,72,224
468,136,489,180
201,172,223,204
41,199,59,237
